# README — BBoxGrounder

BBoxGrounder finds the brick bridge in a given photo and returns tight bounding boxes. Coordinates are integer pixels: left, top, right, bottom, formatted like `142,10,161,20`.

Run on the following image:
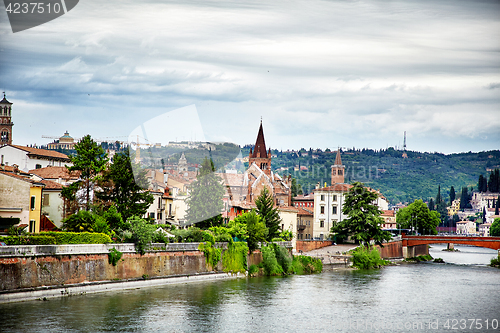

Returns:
402,233,500,257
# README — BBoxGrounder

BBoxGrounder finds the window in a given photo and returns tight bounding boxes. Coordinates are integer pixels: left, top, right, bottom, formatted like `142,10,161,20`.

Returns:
29,220,35,233
320,194,325,201
36,164,42,169
30,196,36,210
320,206,325,214
332,206,337,214
320,220,324,228
333,195,337,201
149,212,155,219
332,170,336,175
43,194,50,206
338,170,343,175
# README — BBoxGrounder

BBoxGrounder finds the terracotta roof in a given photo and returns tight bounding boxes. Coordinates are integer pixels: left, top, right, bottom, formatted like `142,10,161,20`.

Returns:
313,183,353,192
0,171,45,186
29,166,80,180
334,148,342,165
381,210,395,217
219,173,244,187
250,121,268,158
294,193,314,201
297,207,313,216
278,206,298,213
9,144,70,161
40,179,63,190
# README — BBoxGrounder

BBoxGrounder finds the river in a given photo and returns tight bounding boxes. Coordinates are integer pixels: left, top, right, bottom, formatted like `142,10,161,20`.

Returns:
1,245,499,332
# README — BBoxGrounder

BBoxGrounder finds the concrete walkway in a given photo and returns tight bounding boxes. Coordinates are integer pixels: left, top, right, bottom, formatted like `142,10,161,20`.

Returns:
299,244,358,266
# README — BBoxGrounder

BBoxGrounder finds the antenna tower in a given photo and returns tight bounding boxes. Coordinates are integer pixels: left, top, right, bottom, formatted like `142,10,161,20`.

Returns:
402,131,408,158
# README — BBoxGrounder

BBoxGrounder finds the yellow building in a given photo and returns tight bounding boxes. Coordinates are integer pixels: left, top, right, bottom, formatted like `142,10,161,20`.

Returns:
447,199,460,216
0,170,44,233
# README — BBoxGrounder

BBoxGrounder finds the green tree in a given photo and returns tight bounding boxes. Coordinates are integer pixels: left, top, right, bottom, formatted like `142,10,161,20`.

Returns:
67,135,108,211
396,199,440,235
185,157,225,229
450,186,456,203
96,151,153,222
255,186,282,241
428,198,435,211
330,182,391,246
478,174,487,193
495,196,499,216
241,210,268,253
490,218,500,237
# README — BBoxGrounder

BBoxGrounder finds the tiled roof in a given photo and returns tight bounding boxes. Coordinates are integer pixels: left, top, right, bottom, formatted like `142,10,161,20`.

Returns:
0,93,11,104
294,193,314,201
251,121,268,158
278,206,299,213
297,207,313,216
381,210,395,217
313,183,353,192
219,173,245,187
10,145,70,160
29,166,80,180
0,171,45,186
334,148,342,165
40,179,63,190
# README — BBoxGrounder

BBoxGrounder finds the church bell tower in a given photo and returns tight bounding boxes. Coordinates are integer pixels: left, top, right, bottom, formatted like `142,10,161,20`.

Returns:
248,119,272,176
331,148,345,184
0,93,13,145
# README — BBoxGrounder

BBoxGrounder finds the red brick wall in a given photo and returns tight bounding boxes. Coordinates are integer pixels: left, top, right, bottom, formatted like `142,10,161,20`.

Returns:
375,241,403,259
296,240,334,253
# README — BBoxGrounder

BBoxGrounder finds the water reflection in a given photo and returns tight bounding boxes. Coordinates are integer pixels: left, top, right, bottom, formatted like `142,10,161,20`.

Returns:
1,257,499,332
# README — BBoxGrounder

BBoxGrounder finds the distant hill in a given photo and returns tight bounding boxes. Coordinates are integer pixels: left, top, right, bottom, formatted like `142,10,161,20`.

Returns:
254,147,500,205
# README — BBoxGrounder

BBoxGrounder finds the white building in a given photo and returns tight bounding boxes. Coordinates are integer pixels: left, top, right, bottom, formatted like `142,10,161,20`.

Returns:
0,144,71,171
312,149,389,240
478,222,492,237
456,220,476,235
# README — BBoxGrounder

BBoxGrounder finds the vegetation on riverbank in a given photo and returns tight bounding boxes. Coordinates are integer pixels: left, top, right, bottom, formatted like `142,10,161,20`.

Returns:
490,256,500,268
405,254,434,262
351,246,390,269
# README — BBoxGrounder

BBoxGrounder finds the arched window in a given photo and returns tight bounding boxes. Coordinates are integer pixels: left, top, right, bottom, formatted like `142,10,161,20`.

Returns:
1,130,8,142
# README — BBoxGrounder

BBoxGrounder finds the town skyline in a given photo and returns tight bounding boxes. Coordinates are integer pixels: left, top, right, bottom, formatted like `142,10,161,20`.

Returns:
1,0,499,154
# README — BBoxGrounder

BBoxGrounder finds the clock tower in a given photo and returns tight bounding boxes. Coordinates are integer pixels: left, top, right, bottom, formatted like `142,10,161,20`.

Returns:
0,93,13,145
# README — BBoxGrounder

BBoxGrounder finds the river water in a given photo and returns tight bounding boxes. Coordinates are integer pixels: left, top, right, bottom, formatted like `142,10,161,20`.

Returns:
1,245,499,332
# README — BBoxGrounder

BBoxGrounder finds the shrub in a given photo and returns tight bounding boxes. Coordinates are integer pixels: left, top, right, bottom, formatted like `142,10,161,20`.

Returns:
39,231,111,244
4,235,56,245
272,243,293,274
128,217,156,255
222,242,249,273
198,241,222,270
108,247,122,266
292,255,323,274
351,246,388,269
490,256,500,268
261,245,283,276
248,264,259,276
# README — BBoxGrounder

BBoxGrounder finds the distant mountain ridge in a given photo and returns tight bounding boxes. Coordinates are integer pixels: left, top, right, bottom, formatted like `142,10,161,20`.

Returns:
260,147,500,205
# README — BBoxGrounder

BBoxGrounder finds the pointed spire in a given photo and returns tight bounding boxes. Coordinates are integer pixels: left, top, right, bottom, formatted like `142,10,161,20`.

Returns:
334,148,342,165
251,120,267,158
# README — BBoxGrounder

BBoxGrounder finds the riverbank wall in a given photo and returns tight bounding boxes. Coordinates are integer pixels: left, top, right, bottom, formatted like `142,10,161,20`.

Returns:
0,242,291,302
296,240,334,253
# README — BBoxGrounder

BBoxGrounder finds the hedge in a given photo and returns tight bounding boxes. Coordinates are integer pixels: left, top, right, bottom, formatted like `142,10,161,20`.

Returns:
3,235,57,245
38,231,112,244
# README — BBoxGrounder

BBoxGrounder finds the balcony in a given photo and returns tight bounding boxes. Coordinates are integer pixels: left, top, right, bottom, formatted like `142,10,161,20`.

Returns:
297,224,306,231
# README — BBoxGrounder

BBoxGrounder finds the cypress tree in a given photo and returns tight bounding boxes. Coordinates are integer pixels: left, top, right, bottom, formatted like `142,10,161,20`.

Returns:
496,196,499,216
428,198,435,211
450,186,456,203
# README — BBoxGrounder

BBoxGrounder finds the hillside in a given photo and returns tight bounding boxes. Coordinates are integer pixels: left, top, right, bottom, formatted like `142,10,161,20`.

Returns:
261,148,500,205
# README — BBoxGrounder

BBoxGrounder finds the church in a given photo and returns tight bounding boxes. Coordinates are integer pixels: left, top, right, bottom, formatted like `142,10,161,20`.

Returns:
221,120,293,220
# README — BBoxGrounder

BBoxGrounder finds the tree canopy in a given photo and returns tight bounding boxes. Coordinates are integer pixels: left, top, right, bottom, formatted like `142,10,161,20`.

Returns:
330,182,391,246
490,218,500,237
239,210,268,252
396,199,440,235
185,157,225,228
95,150,153,222
67,135,108,211
255,186,282,241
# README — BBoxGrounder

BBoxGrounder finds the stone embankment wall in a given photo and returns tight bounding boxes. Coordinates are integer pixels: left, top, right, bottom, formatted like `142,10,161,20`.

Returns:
296,240,334,253
0,243,213,291
0,241,293,294
375,241,403,259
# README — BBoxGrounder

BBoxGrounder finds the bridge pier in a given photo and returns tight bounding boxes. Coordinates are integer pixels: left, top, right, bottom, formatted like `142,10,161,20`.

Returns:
403,245,429,258
447,243,454,251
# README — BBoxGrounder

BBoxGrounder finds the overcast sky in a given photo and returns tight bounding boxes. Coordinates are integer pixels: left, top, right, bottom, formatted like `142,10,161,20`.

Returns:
1,0,499,154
